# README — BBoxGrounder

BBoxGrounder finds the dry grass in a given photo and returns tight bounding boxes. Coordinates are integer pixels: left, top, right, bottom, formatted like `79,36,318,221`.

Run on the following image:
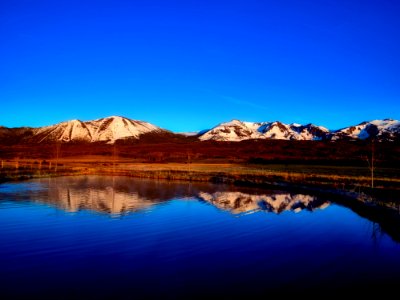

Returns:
1,157,399,192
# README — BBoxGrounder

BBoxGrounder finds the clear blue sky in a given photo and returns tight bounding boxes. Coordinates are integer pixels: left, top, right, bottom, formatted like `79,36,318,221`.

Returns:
1,0,399,132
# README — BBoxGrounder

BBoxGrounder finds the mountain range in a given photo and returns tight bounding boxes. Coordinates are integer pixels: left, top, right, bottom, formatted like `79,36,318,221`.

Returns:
0,116,399,144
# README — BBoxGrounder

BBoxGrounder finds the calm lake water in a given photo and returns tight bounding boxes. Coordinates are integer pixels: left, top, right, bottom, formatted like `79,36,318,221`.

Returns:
1,175,400,298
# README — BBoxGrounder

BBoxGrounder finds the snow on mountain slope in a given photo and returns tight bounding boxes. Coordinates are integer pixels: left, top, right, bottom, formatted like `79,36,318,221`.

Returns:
199,120,329,141
290,123,329,140
31,116,163,143
34,119,92,143
85,116,161,143
199,120,265,141
331,119,400,141
1,117,399,144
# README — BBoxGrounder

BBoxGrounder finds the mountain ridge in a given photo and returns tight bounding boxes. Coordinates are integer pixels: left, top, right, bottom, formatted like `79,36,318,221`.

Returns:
0,116,166,144
199,118,400,142
0,116,399,143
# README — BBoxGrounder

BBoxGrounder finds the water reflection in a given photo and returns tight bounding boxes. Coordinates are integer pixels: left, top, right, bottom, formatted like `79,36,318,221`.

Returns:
199,191,329,214
0,176,330,215
1,176,400,242
2,176,400,298
31,176,202,214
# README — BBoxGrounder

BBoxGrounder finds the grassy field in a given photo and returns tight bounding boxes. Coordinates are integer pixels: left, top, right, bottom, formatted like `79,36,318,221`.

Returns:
1,138,400,210
1,157,399,195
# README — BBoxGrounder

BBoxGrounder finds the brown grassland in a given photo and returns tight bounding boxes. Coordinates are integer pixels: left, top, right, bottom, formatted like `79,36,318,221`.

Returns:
1,137,400,204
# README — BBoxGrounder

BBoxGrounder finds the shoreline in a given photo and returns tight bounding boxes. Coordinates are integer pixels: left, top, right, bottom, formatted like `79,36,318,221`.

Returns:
2,161,400,242
1,160,400,213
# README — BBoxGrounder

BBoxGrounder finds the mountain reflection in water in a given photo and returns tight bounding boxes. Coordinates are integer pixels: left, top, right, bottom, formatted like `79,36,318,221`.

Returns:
2,175,395,242
8,176,330,215
1,175,400,298
199,191,329,214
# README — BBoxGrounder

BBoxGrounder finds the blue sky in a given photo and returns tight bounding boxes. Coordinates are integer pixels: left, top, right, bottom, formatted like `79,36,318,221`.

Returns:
1,0,399,132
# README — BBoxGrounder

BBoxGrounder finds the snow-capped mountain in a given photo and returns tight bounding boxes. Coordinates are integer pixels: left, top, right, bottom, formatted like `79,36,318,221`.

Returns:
199,120,264,141
259,122,329,140
330,119,400,141
29,116,164,143
199,120,329,141
199,119,400,142
1,117,399,144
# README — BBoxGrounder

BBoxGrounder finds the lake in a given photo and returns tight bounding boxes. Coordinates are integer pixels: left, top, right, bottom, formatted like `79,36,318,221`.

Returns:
0,175,399,298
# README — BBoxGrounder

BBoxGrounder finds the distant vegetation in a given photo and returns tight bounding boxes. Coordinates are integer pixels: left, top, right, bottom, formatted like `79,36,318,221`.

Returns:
0,139,399,202
1,137,399,166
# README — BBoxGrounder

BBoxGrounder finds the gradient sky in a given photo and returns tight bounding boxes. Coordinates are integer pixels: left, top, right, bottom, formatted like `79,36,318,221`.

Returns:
1,0,399,132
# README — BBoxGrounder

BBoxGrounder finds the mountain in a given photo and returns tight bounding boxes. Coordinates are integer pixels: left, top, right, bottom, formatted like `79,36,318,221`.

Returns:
1,116,166,144
199,120,329,141
199,119,400,142
0,126,34,144
330,119,400,141
1,117,399,144
199,120,264,141
31,116,163,143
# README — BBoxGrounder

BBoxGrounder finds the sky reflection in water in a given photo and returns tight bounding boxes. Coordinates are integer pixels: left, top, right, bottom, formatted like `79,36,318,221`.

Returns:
0,176,399,298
